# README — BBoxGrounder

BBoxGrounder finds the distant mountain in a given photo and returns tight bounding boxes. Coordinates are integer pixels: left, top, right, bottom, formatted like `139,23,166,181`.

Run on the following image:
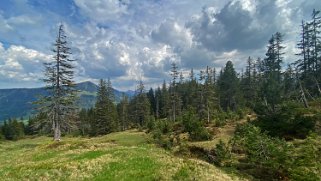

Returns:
0,81,132,122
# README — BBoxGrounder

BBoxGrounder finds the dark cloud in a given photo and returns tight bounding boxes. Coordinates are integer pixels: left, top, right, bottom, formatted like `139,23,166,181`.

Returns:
187,0,281,52
180,47,216,69
151,19,192,51
0,0,320,90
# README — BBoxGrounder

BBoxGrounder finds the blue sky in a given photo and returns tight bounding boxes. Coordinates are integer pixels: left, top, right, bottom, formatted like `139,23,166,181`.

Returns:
0,0,319,90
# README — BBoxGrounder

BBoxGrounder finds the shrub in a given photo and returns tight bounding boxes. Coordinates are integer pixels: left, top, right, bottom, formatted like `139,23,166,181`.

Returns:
189,126,212,141
182,109,212,141
236,108,246,119
150,119,175,150
214,120,224,127
213,139,232,166
289,133,321,181
146,117,155,132
254,102,317,139
0,133,4,141
232,124,290,179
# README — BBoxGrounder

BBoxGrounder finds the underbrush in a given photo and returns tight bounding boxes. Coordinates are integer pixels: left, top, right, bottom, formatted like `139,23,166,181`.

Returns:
254,102,319,140
212,123,321,180
150,109,212,150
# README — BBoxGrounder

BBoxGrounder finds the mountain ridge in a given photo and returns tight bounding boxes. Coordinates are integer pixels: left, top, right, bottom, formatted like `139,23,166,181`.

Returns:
0,81,132,122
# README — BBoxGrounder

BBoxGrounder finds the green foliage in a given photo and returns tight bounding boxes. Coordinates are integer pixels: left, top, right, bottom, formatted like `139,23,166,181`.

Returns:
213,140,232,166
172,166,193,180
0,131,4,140
182,109,211,141
74,150,106,160
128,81,151,128
232,124,290,179
92,79,118,136
34,24,78,141
150,120,175,150
259,32,285,111
1,119,25,140
254,102,317,139
289,133,321,181
146,116,155,132
212,110,243,127
217,61,240,111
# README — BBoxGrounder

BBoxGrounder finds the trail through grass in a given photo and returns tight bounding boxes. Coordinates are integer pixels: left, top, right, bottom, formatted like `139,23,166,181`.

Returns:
0,130,243,181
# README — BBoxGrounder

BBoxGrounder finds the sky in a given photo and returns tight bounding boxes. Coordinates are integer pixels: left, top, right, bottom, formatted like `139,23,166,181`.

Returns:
0,0,319,90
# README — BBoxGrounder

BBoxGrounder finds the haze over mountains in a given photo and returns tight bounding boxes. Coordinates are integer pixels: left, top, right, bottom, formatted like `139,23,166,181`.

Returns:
0,81,134,122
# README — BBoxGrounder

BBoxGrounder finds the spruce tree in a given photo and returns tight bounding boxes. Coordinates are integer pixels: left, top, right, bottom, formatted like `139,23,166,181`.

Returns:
117,94,129,131
93,79,116,135
131,80,151,127
37,24,77,141
170,62,180,121
218,61,239,111
147,88,156,116
261,32,285,111
160,80,170,118
204,66,217,123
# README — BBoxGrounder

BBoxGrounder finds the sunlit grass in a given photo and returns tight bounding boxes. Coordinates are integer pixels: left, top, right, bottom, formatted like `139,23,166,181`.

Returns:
0,130,243,181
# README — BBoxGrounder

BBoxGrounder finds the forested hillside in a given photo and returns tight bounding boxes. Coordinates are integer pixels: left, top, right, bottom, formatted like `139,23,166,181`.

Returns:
1,5,321,181
0,81,131,122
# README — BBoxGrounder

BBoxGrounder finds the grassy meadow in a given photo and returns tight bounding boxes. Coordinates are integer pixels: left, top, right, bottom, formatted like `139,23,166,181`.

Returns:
0,130,243,181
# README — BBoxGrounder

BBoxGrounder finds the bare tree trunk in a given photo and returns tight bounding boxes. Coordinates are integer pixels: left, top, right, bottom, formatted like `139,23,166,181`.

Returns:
54,117,61,141
297,75,309,108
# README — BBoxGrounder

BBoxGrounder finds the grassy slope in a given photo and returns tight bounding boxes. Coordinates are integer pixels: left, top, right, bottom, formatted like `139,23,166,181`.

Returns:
0,130,244,181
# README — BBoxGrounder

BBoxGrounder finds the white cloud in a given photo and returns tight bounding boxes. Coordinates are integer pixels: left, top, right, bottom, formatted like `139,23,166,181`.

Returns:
7,15,39,25
151,19,193,50
74,0,129,23
0,0,319,90
0,14,13,33
0,43,51,87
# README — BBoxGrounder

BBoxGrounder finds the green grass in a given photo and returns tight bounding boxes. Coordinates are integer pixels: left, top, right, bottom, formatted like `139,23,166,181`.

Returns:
0,130,244,181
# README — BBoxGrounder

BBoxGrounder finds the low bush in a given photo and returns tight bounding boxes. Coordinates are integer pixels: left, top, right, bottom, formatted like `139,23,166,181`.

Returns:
230,123,321,180
146,117,155,132
150,119,176,150
213,139,232,166
254,102,317,139
289,133,321,181
231,124,290,179
182,109,212,141
0,133,4,141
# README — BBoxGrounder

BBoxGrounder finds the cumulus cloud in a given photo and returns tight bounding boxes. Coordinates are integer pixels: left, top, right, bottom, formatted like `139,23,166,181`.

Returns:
0,43,51,87
0,0,319,90
186,0,280,52
74,0,130,23
151,19,193,50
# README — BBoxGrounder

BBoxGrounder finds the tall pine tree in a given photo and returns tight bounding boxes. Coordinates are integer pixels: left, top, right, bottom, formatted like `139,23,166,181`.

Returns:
37,24,77,141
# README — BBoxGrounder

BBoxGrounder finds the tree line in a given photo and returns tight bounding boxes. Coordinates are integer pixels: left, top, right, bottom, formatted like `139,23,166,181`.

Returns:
0,9,320,142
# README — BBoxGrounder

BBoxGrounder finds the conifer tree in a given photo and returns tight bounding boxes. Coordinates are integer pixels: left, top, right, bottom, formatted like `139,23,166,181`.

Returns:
261,32,285,111
160,80,170,118
155,87,162,119
241,57,258,108
147,88,156,116
218,61,239,111
93,79,117,135
36,24,77,141
117,94,129,131
204,66,217,123
129,81,151,127
170,62,180,121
